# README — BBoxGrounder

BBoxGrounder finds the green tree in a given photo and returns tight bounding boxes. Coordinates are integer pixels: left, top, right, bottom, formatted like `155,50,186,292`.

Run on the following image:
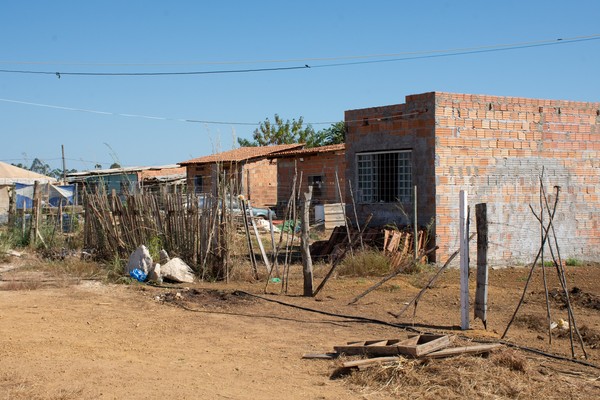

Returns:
109,162,121,169
29,158,52,176
238,114,316,147
11,162,28,170
305,121,346,148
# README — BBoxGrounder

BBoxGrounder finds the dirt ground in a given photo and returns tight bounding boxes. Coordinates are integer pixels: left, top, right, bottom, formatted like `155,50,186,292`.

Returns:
1,255,600,399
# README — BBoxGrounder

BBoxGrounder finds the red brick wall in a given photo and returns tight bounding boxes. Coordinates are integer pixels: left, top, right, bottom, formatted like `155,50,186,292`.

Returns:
244,158,278,207
344,93,437,242
434,92,600,265
186,164,213,194
276,150,346,207
345,92,600,266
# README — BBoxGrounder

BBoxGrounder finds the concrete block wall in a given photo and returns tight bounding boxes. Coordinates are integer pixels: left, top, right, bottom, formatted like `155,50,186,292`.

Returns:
244,158,278,207
344,93,437,246
344,91,600,266
434,92,600,265
276,151,346,207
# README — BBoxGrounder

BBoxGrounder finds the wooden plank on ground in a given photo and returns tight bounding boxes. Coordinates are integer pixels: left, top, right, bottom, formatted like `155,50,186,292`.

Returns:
302,353,339,359
422,343,502,359
342,356,399,368
394,334,451,357
335,335,450,357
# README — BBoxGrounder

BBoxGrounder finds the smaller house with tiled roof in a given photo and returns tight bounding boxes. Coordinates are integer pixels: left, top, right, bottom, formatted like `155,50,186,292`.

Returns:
179,144,303,208
267,144,346,209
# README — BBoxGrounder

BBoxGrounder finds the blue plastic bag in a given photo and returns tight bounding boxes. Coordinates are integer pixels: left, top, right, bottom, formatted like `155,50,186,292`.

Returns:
129,268,147,282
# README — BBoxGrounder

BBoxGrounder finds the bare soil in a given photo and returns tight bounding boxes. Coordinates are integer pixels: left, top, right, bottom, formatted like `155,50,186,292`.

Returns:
1,255,600,399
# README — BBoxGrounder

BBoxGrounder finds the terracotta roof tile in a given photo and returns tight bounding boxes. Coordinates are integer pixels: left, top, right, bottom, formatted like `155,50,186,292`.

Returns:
267,143,345,158
179,144,304,165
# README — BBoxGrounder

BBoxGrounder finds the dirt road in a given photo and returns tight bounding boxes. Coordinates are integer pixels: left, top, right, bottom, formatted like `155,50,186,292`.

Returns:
2,260,600,399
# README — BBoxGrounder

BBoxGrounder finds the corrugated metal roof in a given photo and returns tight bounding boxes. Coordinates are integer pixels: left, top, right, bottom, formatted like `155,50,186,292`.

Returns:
267,143,345,158
67,164,181,178
179,144,304,165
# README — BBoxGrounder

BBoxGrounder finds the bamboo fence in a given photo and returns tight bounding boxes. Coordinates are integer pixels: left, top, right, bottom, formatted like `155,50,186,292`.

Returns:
83,190,227,278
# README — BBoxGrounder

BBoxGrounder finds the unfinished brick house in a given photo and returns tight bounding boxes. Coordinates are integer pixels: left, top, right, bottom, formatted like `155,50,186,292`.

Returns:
345,91,600,265
268,144,346,210
179,144,302,207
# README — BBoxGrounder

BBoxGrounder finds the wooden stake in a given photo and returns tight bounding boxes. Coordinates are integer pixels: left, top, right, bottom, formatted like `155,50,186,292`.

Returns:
301,186,314,296
539,168,553,345
541,184,587,359
347,179,364,250
313,213,373,297
392,234,476,319
248,206,271,273
413,185,418,260
335,169,352,253
502,189,560,340
241,198,259,279
459,190,469,330
474,203,488,329
30,181,40,248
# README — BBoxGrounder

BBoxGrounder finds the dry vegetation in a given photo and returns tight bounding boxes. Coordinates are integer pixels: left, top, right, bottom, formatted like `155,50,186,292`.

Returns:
2,224,600,399
342,347,600,399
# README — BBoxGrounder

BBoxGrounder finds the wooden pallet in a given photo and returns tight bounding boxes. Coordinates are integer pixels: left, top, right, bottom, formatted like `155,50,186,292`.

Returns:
334,334,451,357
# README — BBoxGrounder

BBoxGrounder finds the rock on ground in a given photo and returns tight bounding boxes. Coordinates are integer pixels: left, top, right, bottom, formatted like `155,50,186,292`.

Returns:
148,263,163,284
161,258,195,283
159,249,170,265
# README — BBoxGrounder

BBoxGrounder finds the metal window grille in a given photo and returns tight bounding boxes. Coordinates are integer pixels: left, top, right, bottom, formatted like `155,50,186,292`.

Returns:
194,175,203,194
308,175,324,198
356,150,412,203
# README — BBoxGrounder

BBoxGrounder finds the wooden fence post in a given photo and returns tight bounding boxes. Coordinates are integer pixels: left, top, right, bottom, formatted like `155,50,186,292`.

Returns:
29,181,40,248
459,190,469,330
475,203,488,329
301,186,314,296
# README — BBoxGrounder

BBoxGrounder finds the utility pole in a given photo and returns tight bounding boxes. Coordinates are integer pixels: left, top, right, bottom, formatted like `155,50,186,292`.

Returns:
61,145,67,184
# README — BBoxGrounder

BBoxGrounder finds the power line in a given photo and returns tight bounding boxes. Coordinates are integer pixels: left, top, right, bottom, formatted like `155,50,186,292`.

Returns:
0,65,310,77
1,34,598,67
0,34,598,77
1,97,417,126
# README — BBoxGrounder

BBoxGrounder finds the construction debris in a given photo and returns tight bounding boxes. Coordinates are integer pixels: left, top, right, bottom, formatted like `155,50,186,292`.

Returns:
334,335,451,358
309,335,503,373
310,226,428,267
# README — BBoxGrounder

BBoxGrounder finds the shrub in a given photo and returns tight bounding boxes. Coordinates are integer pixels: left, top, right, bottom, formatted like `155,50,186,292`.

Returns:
337,250,392,277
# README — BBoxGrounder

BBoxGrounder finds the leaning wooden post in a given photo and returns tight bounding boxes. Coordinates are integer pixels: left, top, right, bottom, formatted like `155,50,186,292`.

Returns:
8,186,16,227
240,197,259,279
413,185,418,260
459,190,469,330
30,181,40,248
335,169,352,253
248,206,272,274
301,186,314,296
475,203,488,329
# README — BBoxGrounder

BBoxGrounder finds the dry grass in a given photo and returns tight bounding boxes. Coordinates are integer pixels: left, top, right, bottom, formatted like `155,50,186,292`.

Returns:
21,257,105,280
0,371,84,400
343,348,598,399
0,280,44,291
337,250,392,277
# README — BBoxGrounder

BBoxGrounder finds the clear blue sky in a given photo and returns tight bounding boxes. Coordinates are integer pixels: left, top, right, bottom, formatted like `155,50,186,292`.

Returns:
2,1,599,172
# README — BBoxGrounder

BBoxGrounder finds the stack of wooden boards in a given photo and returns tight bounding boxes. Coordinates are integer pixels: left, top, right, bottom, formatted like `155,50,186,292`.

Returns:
304,334,502,371
310,226,428,268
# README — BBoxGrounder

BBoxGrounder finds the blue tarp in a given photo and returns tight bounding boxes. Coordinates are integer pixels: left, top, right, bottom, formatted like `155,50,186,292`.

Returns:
15,183,75,209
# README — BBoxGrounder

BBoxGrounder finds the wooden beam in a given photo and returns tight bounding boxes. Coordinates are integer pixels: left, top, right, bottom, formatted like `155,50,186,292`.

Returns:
422,343,502,359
